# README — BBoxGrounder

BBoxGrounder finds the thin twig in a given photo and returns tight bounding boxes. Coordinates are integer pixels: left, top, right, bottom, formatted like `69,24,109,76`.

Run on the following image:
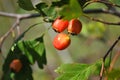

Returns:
0,20,19,49
0,12,41,50
97,0,120,8
16,19,21,36
84,15,120,25
104,50,120,80
103,36,120,61
99,36,120,80
0,11,41,19
84,9,120,17
100,61,105,80
109,50,120,72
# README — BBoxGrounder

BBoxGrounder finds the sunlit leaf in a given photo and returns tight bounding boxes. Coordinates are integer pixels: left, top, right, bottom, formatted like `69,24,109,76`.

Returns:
55,60,102,80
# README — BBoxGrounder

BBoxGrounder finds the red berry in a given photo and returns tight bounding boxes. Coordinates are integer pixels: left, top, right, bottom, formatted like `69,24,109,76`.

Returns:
68,19,82,35
52,18,69,32
53,33,71,50
10,59,22,72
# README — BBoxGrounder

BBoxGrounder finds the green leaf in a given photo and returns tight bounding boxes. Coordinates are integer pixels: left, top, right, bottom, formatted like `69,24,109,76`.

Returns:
107,69,120,80
55,60,102,80
43,6,58,19
17,36,47,68
2,45,33,80
36,3,58,19
2,70,12,80
60,0,83,20
17,0,34,11
36,3,48,16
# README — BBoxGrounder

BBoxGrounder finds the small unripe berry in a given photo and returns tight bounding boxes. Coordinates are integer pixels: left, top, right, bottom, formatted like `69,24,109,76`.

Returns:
52,18,69,32
68,19,82,35
53,33,71,50
10,59,22,73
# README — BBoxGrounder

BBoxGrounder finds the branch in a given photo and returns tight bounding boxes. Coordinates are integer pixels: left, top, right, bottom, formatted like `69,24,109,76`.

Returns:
0,19,19,49
99,36,120,80
84,14,120,25
83,9,120,17
0,12,41,50
0,11,41,19
97,0,120,8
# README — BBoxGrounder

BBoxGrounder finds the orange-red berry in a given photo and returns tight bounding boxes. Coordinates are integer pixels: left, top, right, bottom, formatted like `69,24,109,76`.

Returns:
68,19,82,35
53,33,71,50
10,59,22,72
52,18,69,32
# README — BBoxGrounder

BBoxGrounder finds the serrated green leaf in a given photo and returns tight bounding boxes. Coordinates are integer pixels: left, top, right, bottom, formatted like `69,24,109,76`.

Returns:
17,36,47,68
17,0,34,11
60,0,83,20
17,41,35,64
55,60,102,80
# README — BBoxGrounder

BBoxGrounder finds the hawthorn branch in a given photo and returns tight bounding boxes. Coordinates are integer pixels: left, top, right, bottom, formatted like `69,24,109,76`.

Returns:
0,7,120,50
0,11,41,19
84,9,120,17
84,0,120,10
0,19,19,49
97,0,120,8
0,12,41,50
84,14,120,25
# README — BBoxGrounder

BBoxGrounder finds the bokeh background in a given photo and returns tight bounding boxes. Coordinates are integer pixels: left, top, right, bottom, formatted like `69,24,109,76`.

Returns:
0,0,120,80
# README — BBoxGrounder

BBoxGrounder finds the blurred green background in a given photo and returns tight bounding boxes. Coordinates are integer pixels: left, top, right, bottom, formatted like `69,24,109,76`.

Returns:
0,0,120,80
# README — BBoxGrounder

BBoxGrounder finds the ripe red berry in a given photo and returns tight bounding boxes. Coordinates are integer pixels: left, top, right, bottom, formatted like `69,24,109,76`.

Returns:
52,18,69,32
53,33,71,50
10,59,22,72
68,19,82,35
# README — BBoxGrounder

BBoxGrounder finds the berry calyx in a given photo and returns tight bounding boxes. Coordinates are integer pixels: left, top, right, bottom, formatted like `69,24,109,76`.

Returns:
52,18,69,32
67,19,82,35
10,59,22,73
53,33,71,50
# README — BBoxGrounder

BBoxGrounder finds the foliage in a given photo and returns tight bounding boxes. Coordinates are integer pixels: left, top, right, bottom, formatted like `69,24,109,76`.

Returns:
1,0,120,80
55,60,102,80
2,24,46,80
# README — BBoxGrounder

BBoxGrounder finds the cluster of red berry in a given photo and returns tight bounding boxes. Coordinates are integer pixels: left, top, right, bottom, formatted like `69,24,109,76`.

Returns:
52,17,82,50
